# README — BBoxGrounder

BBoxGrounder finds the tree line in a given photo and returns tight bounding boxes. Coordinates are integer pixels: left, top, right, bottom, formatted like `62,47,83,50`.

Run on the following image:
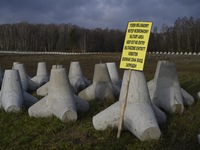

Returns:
0,16,200,53
150,16,200,53
0,22,125,53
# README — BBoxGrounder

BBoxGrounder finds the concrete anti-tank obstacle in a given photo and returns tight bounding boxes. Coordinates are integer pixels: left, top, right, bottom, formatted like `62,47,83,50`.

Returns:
36,65,63,96
31,62,49,86
36,66,89,112
12,62,39,91
147,61,194,113
38,65,89,112
106,62,122,88
106,62,122,98
0,70,24,112
93,70,165,141
78,63,119,101
0,70,38,112
29,68,77,122
29,67,89,122
13,63,29,91
68,61,91,94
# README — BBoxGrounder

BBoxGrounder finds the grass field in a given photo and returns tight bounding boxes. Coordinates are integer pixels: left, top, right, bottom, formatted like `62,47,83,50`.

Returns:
0,53,200,149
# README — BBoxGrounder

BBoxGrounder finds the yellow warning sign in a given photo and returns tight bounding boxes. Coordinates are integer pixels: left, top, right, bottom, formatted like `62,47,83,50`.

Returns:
120,21,152,71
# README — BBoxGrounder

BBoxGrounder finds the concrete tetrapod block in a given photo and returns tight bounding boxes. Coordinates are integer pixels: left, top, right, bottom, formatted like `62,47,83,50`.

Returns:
36,65,63,96
147,61,194,113
106,62,122,98
29,68,89,122
37,82,50,96
68,62,91,94
12,62,39,91
78,63,118,101
106,62,122,88
13,63,29,91
23,91,38,108
0,69,38,111
0,70,24,112
93,70,165,141
27,76,40,92
31,62,49,86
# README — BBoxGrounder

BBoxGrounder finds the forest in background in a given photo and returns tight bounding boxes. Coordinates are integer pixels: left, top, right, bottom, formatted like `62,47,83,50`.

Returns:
0,16,200,53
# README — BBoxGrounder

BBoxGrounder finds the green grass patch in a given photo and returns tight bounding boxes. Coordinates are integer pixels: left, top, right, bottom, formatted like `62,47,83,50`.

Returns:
0,53,200,149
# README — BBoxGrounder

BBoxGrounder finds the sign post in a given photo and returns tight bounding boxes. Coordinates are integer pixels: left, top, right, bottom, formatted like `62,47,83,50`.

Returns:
117,19,152,139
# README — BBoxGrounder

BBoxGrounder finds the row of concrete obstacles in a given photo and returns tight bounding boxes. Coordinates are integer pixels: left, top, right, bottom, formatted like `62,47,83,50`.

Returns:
92,61,194,141
0,60,196,141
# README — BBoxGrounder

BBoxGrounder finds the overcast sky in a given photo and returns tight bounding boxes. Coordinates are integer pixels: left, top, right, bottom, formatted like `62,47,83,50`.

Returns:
0,0,199,32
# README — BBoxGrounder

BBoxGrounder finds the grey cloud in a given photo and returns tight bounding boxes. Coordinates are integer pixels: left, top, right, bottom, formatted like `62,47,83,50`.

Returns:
0,0,200,31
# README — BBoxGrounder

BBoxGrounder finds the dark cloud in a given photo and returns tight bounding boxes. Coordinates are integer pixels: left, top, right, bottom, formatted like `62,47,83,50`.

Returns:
0,0,200,31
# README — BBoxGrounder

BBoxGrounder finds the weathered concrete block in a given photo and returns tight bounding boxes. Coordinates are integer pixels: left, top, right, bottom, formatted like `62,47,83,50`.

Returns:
93,70,163,141
37,65,63,96
12,62,39,91
78,63,118,101
27,76,39,91
13,63,29,91
68,61,91,94
36,82,49,96
23,91,38,108
29,68,89,123
106,62,122,98
148,61,194,114
31,62,49,86
0,69,38,112
1,70,24,113
106,62,122,88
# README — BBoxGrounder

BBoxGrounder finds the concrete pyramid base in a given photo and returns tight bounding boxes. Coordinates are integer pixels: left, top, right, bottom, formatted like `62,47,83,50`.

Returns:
68,62,91,94
29,68,89,123
148,61,194,113
78,63,119,101
93,70,164,141
31,62,49,86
